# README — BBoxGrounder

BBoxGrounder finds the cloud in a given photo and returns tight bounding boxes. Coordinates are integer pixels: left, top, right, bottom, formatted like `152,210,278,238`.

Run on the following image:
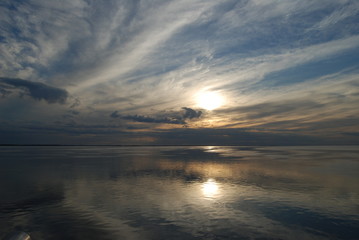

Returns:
232,100,325,120
0,87,11,97
123,115,185,125
110,111,121,119
110,107,202,125
342,132,359,137
310,1,359,30
0,1,358,145
0,77,68,104
182,107,202,119
151,128,326,146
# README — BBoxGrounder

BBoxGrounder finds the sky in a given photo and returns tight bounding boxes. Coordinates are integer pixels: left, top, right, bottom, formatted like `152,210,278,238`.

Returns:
0,0,358,145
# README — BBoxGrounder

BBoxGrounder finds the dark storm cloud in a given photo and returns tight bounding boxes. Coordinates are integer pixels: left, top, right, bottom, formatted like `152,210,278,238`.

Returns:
110,107,202,125
0,78,68,104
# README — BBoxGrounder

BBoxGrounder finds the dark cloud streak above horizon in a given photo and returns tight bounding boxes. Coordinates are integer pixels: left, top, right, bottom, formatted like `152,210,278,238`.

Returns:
110,107,202,125
0,77,68,104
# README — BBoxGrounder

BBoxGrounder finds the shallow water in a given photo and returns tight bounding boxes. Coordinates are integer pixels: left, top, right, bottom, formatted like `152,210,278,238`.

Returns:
0,146,358,240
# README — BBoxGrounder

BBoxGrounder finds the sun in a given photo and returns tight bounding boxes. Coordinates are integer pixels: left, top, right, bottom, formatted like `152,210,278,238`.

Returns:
196,91,224,110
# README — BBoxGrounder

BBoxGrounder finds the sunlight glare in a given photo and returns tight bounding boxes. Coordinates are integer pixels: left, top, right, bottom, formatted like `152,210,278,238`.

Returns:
202,179,219,198
196,91,224,110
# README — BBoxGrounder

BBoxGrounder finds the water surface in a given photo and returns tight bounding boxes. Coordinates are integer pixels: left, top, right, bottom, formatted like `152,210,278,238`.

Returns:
0,146,358,240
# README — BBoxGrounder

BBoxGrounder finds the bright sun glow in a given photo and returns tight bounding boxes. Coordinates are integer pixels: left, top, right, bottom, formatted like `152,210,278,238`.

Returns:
196,91,224,110
202,179,219,198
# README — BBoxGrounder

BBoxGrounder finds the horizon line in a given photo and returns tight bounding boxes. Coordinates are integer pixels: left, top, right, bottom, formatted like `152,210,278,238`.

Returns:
0,144,358,147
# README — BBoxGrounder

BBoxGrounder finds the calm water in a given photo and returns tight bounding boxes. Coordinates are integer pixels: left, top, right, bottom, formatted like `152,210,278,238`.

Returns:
0,146,358,240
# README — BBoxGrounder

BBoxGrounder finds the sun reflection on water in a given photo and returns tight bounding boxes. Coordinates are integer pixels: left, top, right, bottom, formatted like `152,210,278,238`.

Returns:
202,178,220,198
